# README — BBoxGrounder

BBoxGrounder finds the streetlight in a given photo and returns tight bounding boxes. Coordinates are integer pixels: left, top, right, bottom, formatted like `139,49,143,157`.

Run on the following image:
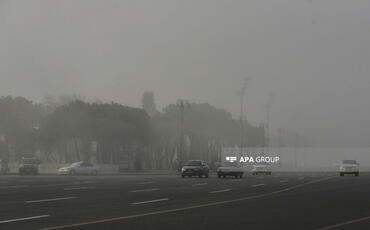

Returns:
265,92,274,155
176,99,190,170
237,79,249,155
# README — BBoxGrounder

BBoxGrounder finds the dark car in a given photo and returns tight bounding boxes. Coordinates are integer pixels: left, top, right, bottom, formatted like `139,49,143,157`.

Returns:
181,160,209,178
0,159,9,174
19,157,40,175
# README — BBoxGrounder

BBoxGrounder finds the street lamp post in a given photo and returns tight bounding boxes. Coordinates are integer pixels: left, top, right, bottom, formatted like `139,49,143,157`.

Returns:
237,79,248,155
176,99,189,170
265,93,274,156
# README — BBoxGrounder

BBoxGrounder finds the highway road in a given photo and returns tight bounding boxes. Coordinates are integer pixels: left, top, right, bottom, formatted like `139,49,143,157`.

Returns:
0,172,369,230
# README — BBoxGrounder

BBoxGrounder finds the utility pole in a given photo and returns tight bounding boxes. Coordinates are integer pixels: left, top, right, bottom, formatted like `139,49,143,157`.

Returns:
176,99,189,170
265,92,274,155
237,79,248,155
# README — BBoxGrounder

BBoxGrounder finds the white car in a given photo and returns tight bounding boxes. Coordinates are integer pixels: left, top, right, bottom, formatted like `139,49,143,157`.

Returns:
217,162,244,178
339,160,359,176
252,164,272,175
59,162,100,176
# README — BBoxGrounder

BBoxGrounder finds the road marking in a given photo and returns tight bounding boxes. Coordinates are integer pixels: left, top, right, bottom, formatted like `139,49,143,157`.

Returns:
64,186,95,191
74,181,95,185
131,198,169,205
192,183,208,186
130,188,160,193
136,181,155,185
251,184,265,187
25,197,77,203
0,185,29,189
280,180,289,183
316,215,370,230
38,176,335,230
210,189,231,194
0,215,50,224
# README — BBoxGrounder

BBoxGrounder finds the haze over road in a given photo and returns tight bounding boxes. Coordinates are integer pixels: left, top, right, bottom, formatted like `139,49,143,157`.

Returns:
1,0,370,146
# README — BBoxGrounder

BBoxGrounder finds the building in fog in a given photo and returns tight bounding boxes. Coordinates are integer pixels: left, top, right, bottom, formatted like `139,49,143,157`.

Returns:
142,91,159,117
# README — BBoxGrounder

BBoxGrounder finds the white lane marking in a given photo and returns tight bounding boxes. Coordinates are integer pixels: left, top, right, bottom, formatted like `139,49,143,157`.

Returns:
64,186,95,191
192,183,208,186
251,184,265,187
25,196,77,203
130,188,160,193
73,181,95,185
230,179,242,182
210,189,231,194
280,180,289,183
136,181,155,185
131,198,169,205
0,215,50,224
0,185,29,189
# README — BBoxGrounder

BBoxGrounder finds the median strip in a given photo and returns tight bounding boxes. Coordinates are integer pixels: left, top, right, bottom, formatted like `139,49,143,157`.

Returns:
25,197,77,204
131,198,169,205
0,215,50,224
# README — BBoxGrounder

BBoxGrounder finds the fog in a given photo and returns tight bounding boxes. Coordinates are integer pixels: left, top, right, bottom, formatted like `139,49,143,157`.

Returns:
1,0,370,147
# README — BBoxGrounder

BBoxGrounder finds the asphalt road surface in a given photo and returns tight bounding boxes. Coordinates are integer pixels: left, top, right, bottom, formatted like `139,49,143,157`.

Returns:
0,172,370,230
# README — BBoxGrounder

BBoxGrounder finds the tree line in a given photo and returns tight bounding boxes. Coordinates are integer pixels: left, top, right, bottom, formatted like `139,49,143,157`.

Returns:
0,96,265,170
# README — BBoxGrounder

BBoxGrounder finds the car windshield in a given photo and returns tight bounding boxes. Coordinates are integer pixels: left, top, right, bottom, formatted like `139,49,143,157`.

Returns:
222,162,238,167
185,161,202,166
22,159,38,164
70,162,81,167
342,160,357,164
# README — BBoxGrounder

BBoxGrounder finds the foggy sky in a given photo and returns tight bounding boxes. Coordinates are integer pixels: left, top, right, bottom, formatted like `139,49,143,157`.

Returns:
1,0,370,146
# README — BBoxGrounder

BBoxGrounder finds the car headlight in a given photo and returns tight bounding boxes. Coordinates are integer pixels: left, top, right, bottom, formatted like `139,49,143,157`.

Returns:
181,168,185,172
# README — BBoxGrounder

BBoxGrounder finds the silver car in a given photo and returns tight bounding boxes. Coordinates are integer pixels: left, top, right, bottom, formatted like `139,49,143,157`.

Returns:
217,162,244,178
252,164,272,175
58,162,100,176
339,160,359,176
